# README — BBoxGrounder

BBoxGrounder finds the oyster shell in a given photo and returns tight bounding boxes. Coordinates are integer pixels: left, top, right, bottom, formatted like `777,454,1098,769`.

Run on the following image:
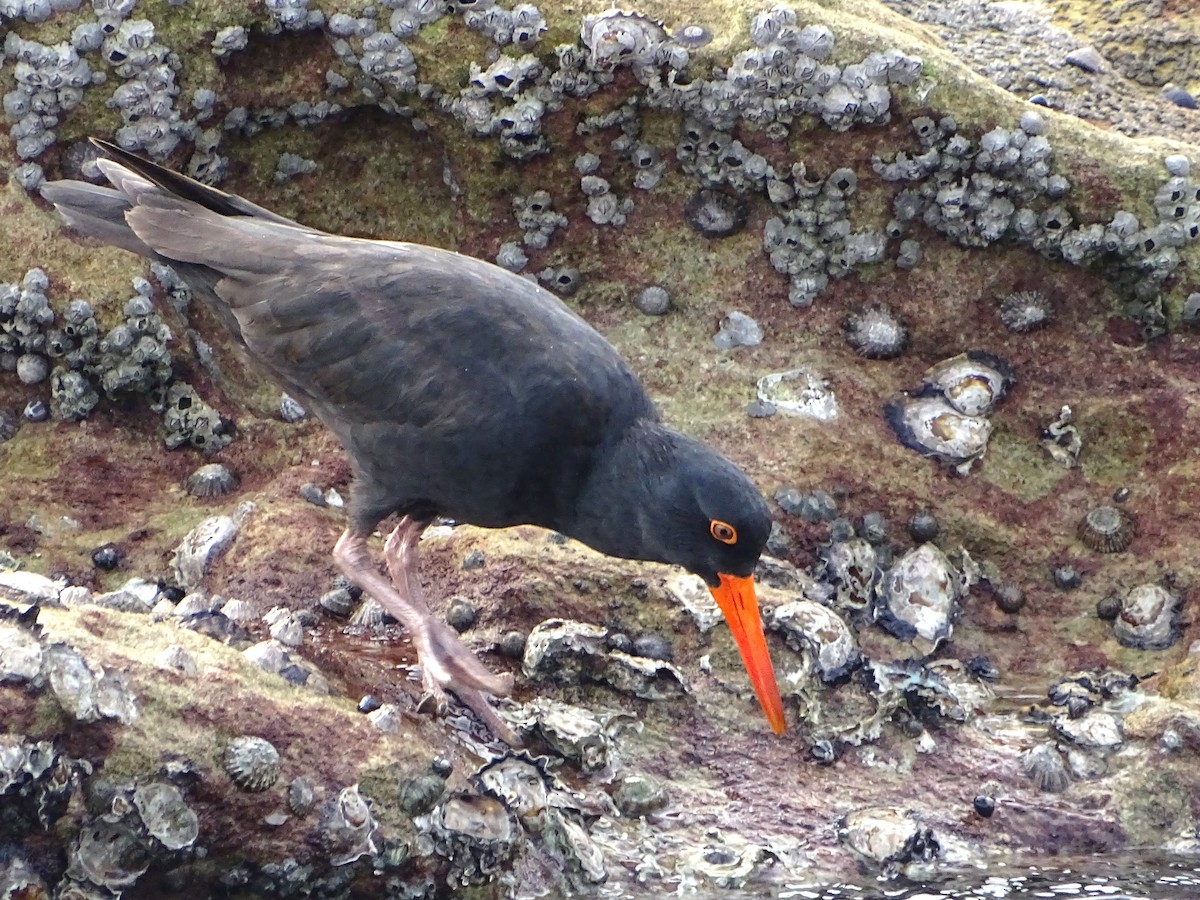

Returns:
665,572,723,633
885,394,992,473
133,781,199,851
66,815,151,891
322,784,380,866
43,643,138,724
769,599,860,682
429,793,520,884
838,807,939,873
523,619,686,699
513,698,622,772
474,753,609,886
1113,583,1181,650
1,734,90,828
1053,710,1124,749
921,351,1014,416
476,754,550,826
875,544,960,653
819,538,879,611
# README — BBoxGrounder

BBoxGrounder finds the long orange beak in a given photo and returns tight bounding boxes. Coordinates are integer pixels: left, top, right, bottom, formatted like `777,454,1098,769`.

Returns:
709,573,787,735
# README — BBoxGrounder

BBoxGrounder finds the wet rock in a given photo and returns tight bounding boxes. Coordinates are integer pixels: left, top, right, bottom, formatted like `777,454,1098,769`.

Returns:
0,608,44,684
1065,46,1105,73
0,570,64,605
713,311,763,349
153,645,198,676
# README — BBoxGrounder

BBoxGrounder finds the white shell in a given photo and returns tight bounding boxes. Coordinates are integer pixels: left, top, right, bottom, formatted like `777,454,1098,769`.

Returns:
921,351,1014,417
756,367,839,420
875,544,959,652
1113,583,1180,650
769,600,859,681
885,394,992,471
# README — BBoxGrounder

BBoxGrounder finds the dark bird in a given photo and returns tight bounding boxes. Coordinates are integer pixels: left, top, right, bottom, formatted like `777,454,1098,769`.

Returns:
41,139,786,740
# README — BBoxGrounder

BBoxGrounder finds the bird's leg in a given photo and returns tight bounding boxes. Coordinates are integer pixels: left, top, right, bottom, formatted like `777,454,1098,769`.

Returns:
333,525,515,743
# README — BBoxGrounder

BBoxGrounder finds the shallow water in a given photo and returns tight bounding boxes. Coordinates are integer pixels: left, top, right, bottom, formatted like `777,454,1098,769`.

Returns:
588,857,1200,900
785,859,1200,900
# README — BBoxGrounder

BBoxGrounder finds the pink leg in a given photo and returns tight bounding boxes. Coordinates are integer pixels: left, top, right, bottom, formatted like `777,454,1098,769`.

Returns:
333,523,515,743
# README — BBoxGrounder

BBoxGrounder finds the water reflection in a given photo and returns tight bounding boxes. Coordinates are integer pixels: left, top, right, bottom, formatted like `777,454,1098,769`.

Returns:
773,857,1200,900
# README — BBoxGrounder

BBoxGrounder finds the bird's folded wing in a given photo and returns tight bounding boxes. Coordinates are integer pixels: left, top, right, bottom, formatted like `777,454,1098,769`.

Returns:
123,195,639,431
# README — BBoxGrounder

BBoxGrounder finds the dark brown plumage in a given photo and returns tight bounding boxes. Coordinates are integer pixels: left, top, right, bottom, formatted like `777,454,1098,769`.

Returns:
41,140,786,739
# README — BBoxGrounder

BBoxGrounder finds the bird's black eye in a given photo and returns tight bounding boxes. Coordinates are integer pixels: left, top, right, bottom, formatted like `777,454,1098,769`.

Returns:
710,519,737,544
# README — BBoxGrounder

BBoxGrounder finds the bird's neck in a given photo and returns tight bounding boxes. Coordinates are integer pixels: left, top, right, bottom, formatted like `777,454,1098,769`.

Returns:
565,419,679,564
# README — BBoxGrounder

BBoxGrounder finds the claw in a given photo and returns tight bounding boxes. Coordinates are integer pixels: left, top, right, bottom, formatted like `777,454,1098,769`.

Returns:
416,689,448,717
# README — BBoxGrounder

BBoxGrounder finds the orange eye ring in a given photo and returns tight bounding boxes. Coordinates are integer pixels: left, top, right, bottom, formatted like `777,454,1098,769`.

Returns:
710,519,738,544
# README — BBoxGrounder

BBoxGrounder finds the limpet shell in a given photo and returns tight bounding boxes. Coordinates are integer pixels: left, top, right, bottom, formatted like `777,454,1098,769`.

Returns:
223,736,280,792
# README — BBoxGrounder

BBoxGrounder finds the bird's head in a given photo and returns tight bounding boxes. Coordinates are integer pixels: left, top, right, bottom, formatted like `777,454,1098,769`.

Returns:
571,424,783,734
572,422,787,734
657,445,785,736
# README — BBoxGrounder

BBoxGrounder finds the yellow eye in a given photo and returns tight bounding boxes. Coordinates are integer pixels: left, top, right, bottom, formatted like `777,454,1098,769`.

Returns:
710,519,737,544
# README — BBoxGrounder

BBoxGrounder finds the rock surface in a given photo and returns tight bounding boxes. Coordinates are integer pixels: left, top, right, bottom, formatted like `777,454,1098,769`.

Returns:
2,0,1200,896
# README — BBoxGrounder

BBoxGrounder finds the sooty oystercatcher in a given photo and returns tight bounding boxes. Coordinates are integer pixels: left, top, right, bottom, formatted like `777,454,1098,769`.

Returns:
41,140,786,741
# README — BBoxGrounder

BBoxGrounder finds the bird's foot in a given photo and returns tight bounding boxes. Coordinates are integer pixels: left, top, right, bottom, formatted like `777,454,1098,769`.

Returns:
414,674,519,746
414,617,514,697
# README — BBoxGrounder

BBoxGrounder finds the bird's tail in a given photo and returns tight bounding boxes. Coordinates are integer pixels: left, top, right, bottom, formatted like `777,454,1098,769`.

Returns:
39,138,313,258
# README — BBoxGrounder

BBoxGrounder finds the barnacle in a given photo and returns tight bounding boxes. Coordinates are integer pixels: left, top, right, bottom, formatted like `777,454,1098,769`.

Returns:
1021,742,1069,793
843,305,907,359
582,10,667,67
684,188,747,238
635,286,670,316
